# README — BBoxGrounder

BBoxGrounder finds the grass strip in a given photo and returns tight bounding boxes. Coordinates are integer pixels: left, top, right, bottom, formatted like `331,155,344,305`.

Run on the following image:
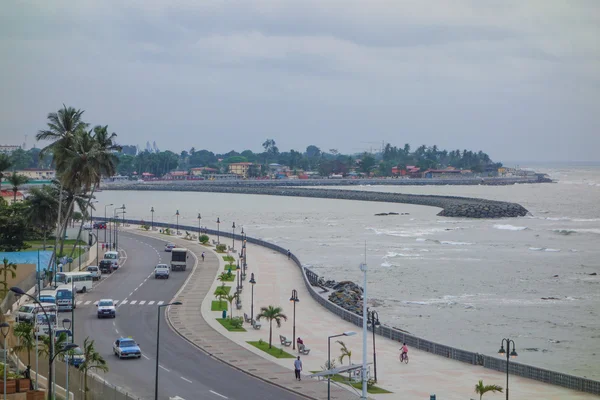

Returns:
211,301,228,311
247,341,295,359
309,371,392,394
216,318,247,332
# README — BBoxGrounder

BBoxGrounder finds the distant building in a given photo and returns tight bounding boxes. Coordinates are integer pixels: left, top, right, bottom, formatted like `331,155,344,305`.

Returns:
15,169,56,180
0,145,21,155
164,171,189,180
1,189,24,204
190,167,218,176
424,169,463,179
228,162,253,178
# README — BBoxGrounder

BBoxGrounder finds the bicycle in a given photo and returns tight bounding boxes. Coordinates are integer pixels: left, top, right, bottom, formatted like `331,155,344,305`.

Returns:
400,352,409,364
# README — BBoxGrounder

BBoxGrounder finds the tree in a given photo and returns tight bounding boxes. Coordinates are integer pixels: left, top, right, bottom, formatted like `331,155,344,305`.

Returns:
9,148,33,170
474,380,503,400
0,202,31,251
214,285,228,308
358,153,376,173
305,145,321,158
256,305,288,348
226,293,238,318
13,322,36,367
0,258,17,298
336,340,352,365
6,172,29,202
0,153,12,192
26,186,59,249
79,337,108,400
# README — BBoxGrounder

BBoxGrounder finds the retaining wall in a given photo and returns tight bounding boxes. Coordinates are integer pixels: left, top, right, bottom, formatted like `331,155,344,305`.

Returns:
106,218,599,396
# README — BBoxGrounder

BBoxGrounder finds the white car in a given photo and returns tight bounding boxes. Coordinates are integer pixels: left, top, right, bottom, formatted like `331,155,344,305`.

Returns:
154,264,170,279
83,222,93,230
97,299,116,318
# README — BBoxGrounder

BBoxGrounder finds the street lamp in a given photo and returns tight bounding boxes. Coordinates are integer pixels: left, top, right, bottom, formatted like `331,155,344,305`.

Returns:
1,322,9,400
498,338,518,400
151,207,155,231
62,318,72,399
232,222,236,250
89,200,99,265
10,287,55,400
290,290,299,350
249,273,256,323
114,207,126,250
155,301,183,400
104,204,113,243
328,331,356,400
366,309,381,382
216,217,220,244
197,213,201,238
175,210,180,235
236,260,241,299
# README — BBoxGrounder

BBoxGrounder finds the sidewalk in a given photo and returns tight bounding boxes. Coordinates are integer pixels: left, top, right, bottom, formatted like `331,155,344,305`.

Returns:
129,226,599,400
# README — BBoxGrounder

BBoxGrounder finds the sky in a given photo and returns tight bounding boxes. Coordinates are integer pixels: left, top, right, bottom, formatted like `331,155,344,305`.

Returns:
1,0,599,163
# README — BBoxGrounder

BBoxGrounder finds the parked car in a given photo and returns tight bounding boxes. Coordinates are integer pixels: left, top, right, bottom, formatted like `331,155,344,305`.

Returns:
99,259,115,274
97,299,116,319
164,243,176,252
113,337,142,359
86,266,101,281
93,222,107,229
154,264,170,279
64,346,85,368
16,302,58,323
83,222,93,230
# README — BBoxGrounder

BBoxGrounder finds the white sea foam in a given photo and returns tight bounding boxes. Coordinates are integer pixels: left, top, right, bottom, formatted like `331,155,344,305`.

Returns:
528,247,561,252
529,247,543,251
384,251,421,258
544,248,561,252
380,261,392,268
493,224,527,231
440,241,474,246
368,227,447,238
572,229,600,235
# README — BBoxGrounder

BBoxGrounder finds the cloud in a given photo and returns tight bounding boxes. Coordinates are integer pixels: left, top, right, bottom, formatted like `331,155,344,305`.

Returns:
1,0,599,161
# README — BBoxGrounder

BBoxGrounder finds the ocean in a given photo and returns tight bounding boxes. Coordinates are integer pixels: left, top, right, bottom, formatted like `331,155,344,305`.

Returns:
95,165,600,380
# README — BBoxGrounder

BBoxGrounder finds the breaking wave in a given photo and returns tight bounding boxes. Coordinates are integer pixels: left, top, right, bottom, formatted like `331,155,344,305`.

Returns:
493,224,528,231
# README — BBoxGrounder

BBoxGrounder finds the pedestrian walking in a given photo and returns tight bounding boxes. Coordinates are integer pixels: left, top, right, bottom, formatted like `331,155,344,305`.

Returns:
201,252,205,262
294,356,302,380
102,243,105,251
287,249,291,260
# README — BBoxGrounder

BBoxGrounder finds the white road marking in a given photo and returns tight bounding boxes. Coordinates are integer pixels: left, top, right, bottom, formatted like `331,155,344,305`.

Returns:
210,390,228,399
157,301,164,306
76,301,83,305
142,354,150,360
181,377,192,383
139,301,146,305
120,300,128,305
130,300,137,305
159,365,170,372
93,301,99,305
84,301,91,305
148,301,155,305
115,329,119,334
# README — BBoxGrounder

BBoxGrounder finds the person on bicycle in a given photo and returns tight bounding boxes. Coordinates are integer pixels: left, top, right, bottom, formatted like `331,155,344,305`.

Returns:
400,342,408,361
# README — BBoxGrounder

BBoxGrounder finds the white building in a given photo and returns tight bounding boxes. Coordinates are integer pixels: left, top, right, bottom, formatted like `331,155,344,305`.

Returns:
0,145,21,155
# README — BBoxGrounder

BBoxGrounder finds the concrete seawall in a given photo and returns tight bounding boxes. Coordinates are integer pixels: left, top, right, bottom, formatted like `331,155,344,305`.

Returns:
104,184,529,218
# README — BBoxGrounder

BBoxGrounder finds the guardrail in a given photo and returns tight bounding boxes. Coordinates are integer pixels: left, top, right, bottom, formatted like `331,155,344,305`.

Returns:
103,217,600,396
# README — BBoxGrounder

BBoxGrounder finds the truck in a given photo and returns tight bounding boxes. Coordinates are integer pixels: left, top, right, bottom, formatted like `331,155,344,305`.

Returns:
154,264,170,279
170,248,188,271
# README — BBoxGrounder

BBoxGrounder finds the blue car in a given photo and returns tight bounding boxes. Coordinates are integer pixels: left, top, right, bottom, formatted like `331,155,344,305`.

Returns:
64,346,85,368
113,337,142,359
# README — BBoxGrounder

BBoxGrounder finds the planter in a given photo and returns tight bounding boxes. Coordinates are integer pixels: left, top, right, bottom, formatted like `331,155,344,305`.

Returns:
17,379,30,392
7,392,27,400
26,390,45,400
0,379,17,394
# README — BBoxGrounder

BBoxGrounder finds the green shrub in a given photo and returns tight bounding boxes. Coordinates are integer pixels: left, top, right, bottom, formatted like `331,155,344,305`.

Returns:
216,244,227,253
199,234,209,244
142,225,150,231
230,317,244,329
258,338,264,345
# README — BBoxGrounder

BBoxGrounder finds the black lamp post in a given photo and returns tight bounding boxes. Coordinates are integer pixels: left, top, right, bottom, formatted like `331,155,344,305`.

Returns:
151,207,155,231
498,338,518,400
175,210,180,235
216,217,220,244
155,301,183,400
1,322,9,399
62,318,72,398
115,206,126,250
89,200,98,265
249,273,256,323
10,287,56,400
232,222,236,250
236,259,241,297
366,308,381,382
328,331,356,400
197,213,201,238
104,203,113,242
290,289,299,350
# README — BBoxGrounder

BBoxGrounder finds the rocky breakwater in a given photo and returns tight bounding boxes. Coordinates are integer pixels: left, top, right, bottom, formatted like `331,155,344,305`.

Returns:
327,281,364,315
107,184,529,218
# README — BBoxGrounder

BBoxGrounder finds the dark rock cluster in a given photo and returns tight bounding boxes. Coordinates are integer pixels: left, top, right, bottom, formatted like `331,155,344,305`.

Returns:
327,281,364,315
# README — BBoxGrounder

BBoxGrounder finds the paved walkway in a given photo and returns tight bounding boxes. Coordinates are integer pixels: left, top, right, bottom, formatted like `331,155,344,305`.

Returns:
128,226,599,400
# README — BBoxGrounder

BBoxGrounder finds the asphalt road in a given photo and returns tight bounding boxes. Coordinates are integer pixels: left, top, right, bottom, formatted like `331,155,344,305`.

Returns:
68,232,303,400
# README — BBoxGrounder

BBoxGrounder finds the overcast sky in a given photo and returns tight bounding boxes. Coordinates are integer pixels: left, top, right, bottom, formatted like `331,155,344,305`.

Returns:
1,1,599,163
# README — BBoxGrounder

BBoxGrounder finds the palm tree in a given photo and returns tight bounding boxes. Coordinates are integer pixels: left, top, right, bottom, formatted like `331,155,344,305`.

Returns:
37,331,69,359
13,322,35,367
26,185,59,250
256,305,288,348
0,258,17,298
225,293,237,318
79,337,108,400
6,172,29,202
336,340,352,365
214,286,228,308
0,153,12,192
474,380,503,400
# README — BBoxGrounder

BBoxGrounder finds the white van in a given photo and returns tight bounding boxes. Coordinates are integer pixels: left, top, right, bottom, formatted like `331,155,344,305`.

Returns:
16,302,58,323
39,289,57,305
55,272,94,293
104,251,120,269
35,312,58,337
55,285,76,311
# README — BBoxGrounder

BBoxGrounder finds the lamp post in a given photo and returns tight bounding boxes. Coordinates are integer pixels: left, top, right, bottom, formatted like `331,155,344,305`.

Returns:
90,200,99,265
10,287,55,400
155,301,183,400
104,204,113,243
290,290,299,350
366,308,380,382
151,207,155,231
360,262,368,400
328,331,356,400
197,213,201,238
114,207,126,250
175,210,180,235
249,273,256,322
216,217,220,244
1,322,9,400
232,222,236,250
236,260,241,299
498,338,518,400
62,318,72,399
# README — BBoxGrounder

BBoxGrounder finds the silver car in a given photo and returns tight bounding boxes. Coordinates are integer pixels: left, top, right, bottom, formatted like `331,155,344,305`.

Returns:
86,266,101,281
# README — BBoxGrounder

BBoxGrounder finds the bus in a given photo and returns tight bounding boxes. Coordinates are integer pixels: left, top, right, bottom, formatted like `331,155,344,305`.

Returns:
55,272,94,293
39,288,57,305
56,284,76,311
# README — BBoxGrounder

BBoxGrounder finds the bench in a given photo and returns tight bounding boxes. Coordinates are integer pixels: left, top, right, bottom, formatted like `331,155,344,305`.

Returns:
298,343,311,355
279,335,292,347
252,319,261,330
244,313,252,323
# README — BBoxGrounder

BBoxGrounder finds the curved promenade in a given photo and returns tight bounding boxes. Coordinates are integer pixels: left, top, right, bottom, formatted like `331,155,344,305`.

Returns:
104,184,529,218
110,218,599,398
